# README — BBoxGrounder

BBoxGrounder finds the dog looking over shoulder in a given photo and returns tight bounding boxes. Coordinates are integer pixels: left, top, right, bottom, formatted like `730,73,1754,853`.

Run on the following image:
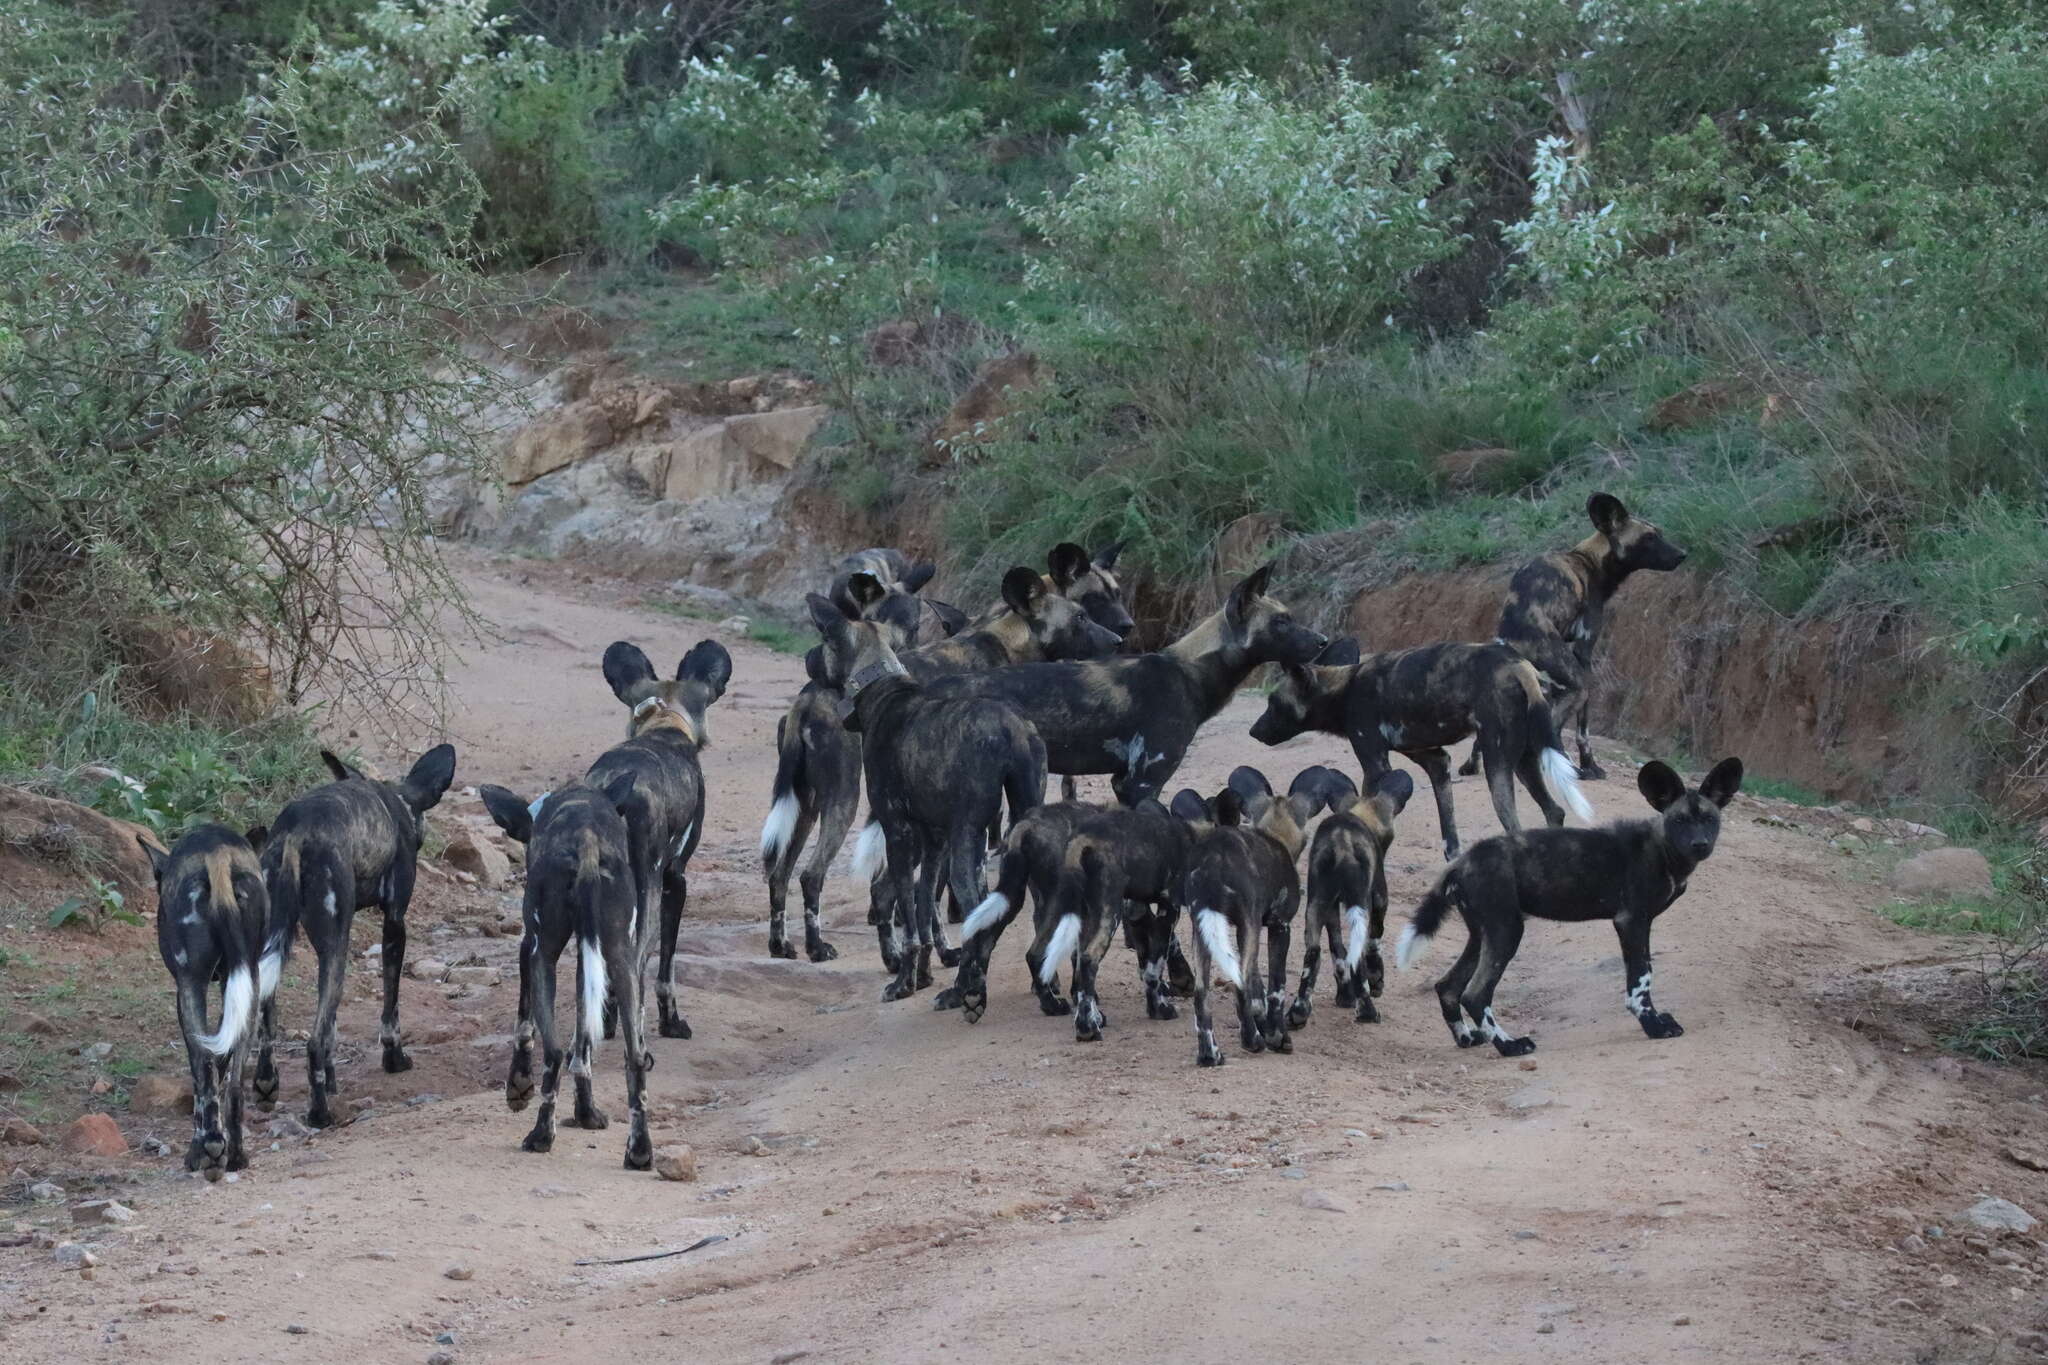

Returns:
1399,757,1743,1056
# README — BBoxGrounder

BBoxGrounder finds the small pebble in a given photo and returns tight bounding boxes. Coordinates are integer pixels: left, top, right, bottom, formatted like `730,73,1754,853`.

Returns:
285,1324,309,1335
1673,1315,1692,1326
443,1264,474,1282
1536,1322,1556,1335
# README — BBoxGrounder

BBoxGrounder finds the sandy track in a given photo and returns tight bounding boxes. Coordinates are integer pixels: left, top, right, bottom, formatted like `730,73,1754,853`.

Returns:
6,547,2046,1364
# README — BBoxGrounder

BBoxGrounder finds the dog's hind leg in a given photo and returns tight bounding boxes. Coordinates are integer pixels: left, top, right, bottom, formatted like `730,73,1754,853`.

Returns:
1479,738,1525,839
1515,746,1567,828
1461,918,1534,1057
252,994,279,1110
801,786,856,963
655,862,692,1039
507,929,538,1110
304,938,349,1129
1187,921,1223,1067
377,871,416,1075
1434,936,1483,1048
173,975,223,1176
765,803,815,960
1616,914,1682,1040
1262,919,1292,1052
220,1032,249,1173
880,829,924,1002
1138,909,1179,1021
1290,904,1327,1028
522,948,563,1153
1412,749,1461,862
613,934,654,1170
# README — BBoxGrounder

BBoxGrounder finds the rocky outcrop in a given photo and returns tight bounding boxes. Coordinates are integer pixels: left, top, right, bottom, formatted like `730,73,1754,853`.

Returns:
0,787,164,896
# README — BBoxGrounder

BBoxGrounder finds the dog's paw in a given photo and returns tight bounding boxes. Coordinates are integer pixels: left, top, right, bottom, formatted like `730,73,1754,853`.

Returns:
806,938,839,963
1492,1034,1538,1057
768,937,798,960
1641,1012,1685,1040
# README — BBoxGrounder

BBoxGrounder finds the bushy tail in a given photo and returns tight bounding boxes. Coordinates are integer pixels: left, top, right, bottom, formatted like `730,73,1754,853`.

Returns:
852,820,886,881
574,830,609,1070
961,891,1010,942
1515,662,1594,824
197,965,254,1056
1195,909,1243,989
1039,913,1082,985
1342,906,1371,971
256,835,302,1001
1539,748,1595,824
1396,872,1460,970
761,715,806,868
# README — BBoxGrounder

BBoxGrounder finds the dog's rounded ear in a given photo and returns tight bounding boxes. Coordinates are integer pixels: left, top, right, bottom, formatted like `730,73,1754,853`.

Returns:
901,560,938,595
319,750,359,783
1226,563,1275,628
835,693,862,731
803,644,832,686
478,784,534,844
1047,542,1090,590
140,834,171,880
1226,765,1275,804
400,743,457,813
680,639,733,698
1287,765,1352,814
807,593,849,640
1587,492,1628,536
1699,756,1745,808
1169,788,1211,823
1314,636,1361,667
1213,788,1245,826
599,770,638,812
602,641,659,706
1369,769,1415,822
1001,566,1046,617
846,571,888,612
1637,760,1687,812
1092,541,1123,573
243,825,268,855
927,597,968,636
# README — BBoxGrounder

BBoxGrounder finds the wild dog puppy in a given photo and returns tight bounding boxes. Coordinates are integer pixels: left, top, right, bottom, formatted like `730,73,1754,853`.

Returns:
1459,493,1687,780
1249,637,1594,861
147,824,267,1177
766,566,1117,966
819,596,1047,1001
941,795,1196,1026
1286,766,1414,1028
592,639,732,1041
832,547,964,643
257,744,456,1128
1179,768,1318,1066
479,780,654,1169
1399,757,1743,1055
917,565,1327,808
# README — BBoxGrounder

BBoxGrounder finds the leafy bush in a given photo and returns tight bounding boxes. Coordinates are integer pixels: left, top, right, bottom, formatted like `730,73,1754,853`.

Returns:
1022,69,1461,388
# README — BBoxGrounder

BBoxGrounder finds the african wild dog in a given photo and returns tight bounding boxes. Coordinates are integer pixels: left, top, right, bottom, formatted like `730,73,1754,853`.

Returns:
1179,767,1319,1066
832,547,965,643
480,779,654,1169
256,744,457,1128
940,795,1198,1028
591,639,732,1041
916,565,1327,809
1398,757,1743,1055
1458,492,1687,781
147,824,268,1177
1248,638,1594,861
820,595,1048,1002
1285,766,1413,1028
765,564,1121,965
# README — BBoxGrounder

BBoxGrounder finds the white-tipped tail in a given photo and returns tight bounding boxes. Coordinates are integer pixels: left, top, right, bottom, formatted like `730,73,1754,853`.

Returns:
257,947,283,1000
1343,906,1370,971
961,891,1010,941
1395,921,1431,969
1039,913,1082,985
196,965,254,1056
852,820,886,880
1195,909,1243,989
578,938,608,1058
760,794,800,863
1540,748,1595,824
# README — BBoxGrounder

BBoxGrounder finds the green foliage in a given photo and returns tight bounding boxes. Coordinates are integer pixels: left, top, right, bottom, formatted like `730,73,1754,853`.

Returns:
48,878,143,934
2,5,504,732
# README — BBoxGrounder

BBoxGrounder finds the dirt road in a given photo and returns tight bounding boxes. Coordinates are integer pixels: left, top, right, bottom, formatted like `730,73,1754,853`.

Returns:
7,548,2046,1364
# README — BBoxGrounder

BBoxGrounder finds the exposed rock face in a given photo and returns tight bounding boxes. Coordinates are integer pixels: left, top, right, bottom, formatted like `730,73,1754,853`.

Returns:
0,787,163,896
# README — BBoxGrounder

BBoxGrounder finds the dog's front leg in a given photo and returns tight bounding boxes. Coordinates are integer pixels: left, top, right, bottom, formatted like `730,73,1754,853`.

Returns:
1616,915,1682,1039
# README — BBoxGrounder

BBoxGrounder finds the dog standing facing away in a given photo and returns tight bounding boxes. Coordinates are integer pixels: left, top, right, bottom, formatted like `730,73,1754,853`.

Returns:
820,594,1048,1002
1460,492,1687,780
1179,768,1320,1066
257,744,457,1128
480,779,653,1170
147,823,268,1177
1249,638,1593,861
1399,757,1743,1055
591,639,732,1041
1287,765,1414,1027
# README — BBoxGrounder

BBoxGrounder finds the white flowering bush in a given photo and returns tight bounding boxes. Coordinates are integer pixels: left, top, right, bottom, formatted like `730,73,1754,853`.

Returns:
1023,72,1460,378
647,54,839,184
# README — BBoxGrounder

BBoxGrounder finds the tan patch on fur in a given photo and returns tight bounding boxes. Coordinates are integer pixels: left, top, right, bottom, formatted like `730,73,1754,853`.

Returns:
1508,659,1546,708
630,694,701,746
203,846,237,910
